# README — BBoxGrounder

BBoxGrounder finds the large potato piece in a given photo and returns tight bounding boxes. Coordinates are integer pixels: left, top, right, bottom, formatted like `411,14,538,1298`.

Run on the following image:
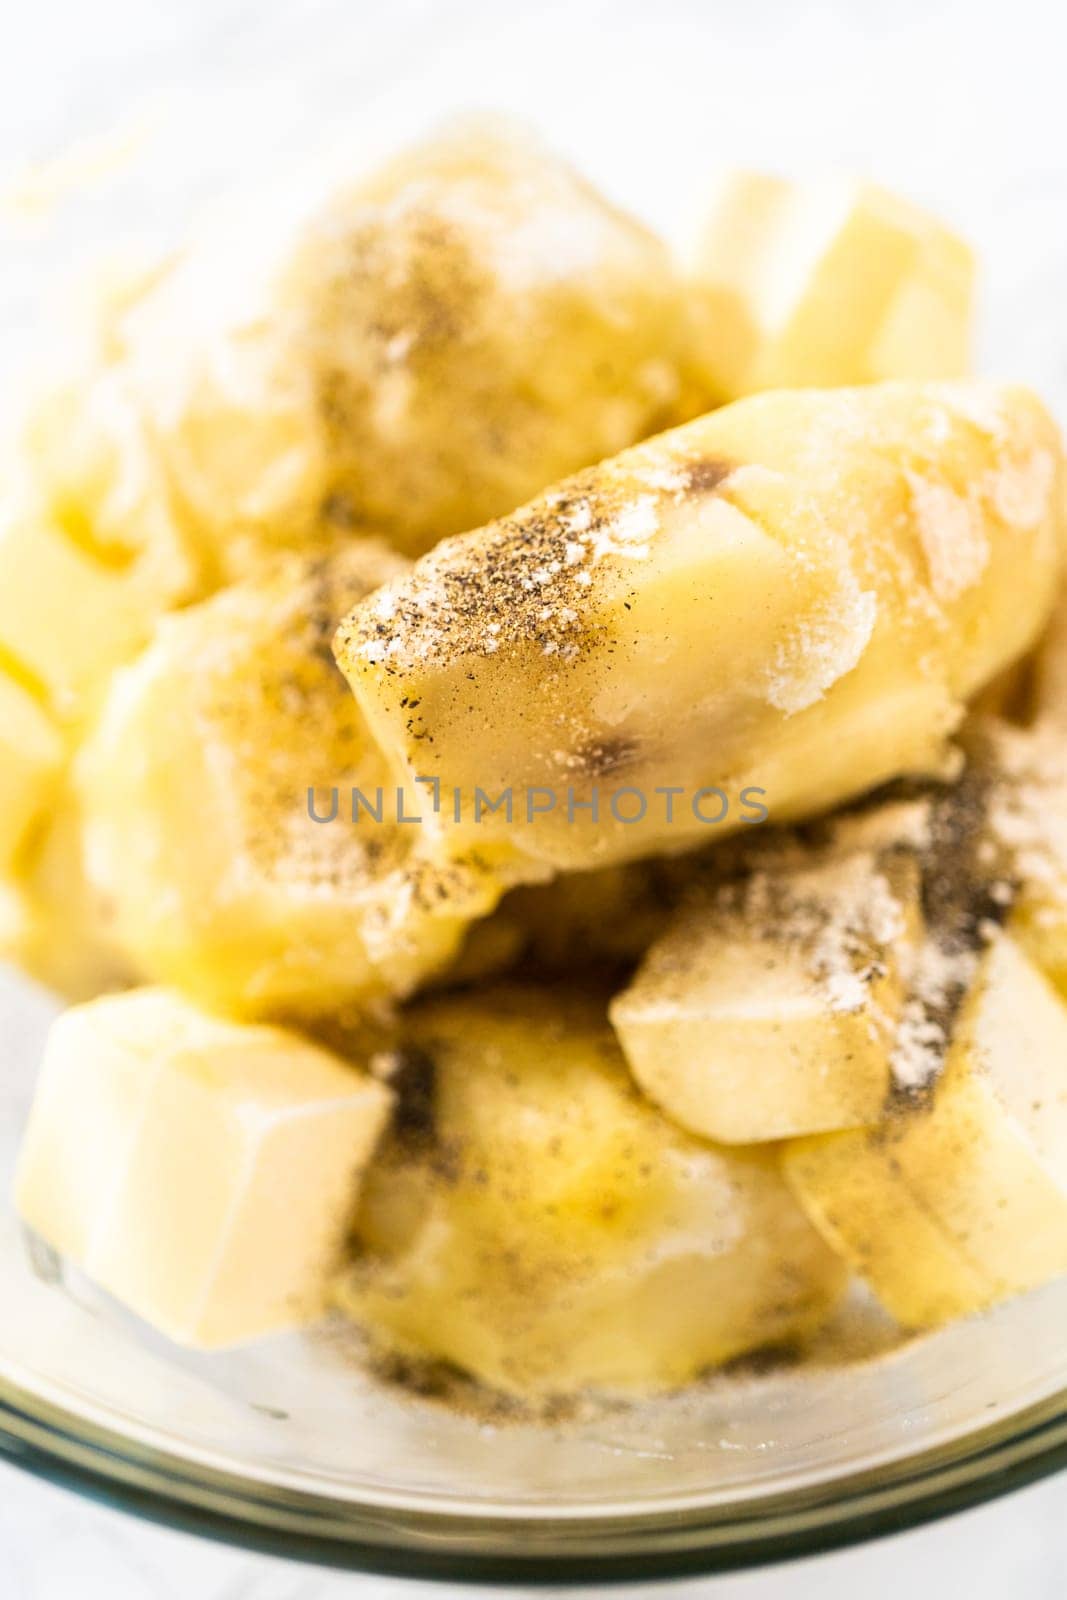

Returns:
612,845,922,1142
339,985,844,1398
76,542,508,1018
99,122,685,570
337,382,1064,872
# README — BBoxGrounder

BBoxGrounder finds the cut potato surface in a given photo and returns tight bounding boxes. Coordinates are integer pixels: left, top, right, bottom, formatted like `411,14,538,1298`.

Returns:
688,174,974,402
611,845,922,1142
14,988,392,1346
76,541,512,1019
784,936,1067,1326
89,120,685,573
338,985,844,1398
337,381,1064,873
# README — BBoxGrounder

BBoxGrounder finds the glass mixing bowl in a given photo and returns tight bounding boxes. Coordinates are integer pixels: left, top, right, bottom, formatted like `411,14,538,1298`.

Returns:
4,0,1067,1579
3,969,1067,1582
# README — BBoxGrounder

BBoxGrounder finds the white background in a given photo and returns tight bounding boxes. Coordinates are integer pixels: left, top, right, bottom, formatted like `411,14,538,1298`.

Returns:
3,0,1067,1592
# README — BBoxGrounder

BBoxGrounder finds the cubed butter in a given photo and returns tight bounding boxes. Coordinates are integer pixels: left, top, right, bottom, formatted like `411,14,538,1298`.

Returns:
14,988,392,1346
689,174,974,402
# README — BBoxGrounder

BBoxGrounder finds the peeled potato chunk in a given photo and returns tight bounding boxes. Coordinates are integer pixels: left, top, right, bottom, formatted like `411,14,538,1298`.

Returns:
337,381,1064,873
688,174,974,403
3,783,131,1001
94,120,684,572
611,845,922,1143
784,935,1067,1327
14,988,392,1346
0,482,198,725
76,542,511,1019
0,671,62,872
338,985,844,1398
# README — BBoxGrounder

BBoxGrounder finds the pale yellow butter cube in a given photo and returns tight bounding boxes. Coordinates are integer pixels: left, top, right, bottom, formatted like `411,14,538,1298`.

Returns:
76,544,504,1018
7,781,132,1001
785,936,1067,1326
14,989,392,1346
689,174,974,402
0,671,62,870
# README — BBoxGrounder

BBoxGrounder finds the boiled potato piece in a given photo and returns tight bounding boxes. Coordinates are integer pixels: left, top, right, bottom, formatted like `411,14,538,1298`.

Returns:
337,382,1064,873
0,491,196,723
784,935,1067,1326
3,782,131,1001
0,670,62,871
339,986,844,1398
1030,586,1067,725
98,120,684,572
14,988,392,1346
611,846,922,1142
688,174,974,402
77,542,513,1019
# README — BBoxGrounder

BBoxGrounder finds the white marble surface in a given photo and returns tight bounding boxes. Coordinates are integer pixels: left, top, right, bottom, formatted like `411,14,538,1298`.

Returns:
4,0,1067,1592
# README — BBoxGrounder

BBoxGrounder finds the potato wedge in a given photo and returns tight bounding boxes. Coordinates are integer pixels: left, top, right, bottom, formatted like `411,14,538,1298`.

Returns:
337,381,1064,872
15,988,391,1346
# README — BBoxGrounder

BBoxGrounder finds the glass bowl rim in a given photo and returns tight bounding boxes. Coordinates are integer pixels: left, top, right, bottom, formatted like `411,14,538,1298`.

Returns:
2,1370,1067,1583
